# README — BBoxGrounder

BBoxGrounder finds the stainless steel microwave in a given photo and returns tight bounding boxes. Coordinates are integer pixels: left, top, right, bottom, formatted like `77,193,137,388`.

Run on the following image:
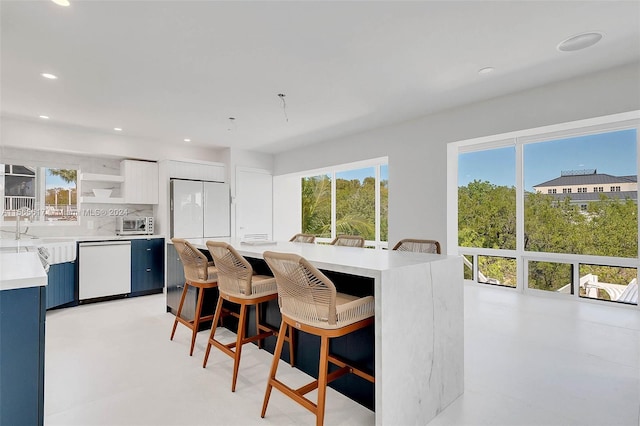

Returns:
116,216,154,235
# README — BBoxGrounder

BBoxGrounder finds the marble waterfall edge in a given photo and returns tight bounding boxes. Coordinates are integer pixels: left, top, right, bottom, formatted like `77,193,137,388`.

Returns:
377,256,464,425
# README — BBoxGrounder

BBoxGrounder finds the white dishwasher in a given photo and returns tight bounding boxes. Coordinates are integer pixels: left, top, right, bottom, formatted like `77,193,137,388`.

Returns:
79,241,131,300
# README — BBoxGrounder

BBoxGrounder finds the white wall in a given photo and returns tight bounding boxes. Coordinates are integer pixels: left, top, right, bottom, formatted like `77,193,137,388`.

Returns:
273,62,640,252
272,174,300,241
225,148,274,238
0,116,224,162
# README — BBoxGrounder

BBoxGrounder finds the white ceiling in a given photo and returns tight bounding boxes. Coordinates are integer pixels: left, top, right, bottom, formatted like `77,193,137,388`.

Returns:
1,1,639,154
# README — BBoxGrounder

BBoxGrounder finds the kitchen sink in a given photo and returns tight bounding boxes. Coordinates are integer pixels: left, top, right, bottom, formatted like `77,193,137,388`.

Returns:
0,238,77,264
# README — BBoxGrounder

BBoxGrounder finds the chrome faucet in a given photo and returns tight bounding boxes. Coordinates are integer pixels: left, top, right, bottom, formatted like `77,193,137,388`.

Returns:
15,211,22,240
15,207,29,240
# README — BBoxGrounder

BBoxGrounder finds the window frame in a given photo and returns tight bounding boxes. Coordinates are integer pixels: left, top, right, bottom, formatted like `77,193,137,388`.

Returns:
300,157,389,249
448,111,640,309
1,162,79,226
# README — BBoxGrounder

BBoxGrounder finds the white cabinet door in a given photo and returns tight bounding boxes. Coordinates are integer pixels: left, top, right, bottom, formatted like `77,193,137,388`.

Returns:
168,161,224,182
236,168,272,239
121,160,158,204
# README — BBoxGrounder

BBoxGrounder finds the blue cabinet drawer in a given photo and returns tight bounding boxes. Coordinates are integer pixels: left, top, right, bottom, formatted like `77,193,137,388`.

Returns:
130,238,164,295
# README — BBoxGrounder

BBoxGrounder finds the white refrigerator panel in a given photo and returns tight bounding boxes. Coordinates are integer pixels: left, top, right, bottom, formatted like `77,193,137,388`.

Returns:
171,179,204,239
203,182,230,237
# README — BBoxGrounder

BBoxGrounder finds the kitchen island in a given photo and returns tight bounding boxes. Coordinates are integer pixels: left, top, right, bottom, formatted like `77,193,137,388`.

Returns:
168,238,464,425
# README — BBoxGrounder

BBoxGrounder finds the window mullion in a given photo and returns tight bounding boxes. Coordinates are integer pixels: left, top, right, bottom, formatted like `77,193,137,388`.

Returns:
375,164,381,247
515,140,525,293
331,172,336,240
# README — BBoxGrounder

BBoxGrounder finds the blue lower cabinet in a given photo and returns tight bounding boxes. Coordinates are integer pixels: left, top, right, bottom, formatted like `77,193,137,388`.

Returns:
130,238,165,295
46,261,76,309
0,285,46,426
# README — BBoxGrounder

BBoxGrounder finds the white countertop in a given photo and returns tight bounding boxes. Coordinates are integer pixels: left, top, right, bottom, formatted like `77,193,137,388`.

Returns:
0,251,48,291
71,234,165,241
179,237,452,278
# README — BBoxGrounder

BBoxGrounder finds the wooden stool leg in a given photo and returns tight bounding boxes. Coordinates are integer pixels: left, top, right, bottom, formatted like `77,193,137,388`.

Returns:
231,303,248,392
256,303,263,349
203,296,225,368
261,321,288,418
288,326,295,367
170,282,189,340
316,335,330,426
189,285,205,356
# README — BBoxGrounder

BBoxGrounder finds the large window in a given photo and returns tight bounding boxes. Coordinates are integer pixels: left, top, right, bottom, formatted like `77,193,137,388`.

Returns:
458,145,517,287
1,164,78,222
453,115,638,307
301,160,388,247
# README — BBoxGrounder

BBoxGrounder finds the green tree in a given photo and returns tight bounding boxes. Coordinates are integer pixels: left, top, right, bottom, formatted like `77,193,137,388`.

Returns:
524,193,587,254
586,195,637,257
380,178,388,242
301,175,332,237
460,182,638,291
48,169,77,184
336,177,375,240
458,180,516,249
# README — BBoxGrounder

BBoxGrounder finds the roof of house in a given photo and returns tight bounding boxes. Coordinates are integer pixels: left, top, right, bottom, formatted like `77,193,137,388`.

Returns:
534,173,637,188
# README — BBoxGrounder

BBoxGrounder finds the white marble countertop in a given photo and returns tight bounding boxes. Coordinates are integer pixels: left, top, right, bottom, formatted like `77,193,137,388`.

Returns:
0,251,48,291
68,234,165,242
177,237,453,278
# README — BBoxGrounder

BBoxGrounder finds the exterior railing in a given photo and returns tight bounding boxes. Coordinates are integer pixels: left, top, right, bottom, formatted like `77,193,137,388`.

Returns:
3,196,36,213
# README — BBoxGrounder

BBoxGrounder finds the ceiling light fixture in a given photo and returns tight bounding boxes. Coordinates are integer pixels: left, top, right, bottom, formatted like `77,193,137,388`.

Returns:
557,32,603,52
478,67,495,75
183,138,191,142
39,115,50,119
41,73,58,80
227,117,237,131
277,94,289,122
113,127,122,132
51,0,70,6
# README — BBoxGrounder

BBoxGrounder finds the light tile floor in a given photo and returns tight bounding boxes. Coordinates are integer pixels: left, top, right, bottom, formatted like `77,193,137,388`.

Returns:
44,284,640,425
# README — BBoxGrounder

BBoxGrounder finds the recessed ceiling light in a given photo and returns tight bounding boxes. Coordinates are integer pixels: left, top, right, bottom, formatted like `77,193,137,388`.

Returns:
478,67,495,75
113,127,122,132
51,0,70,6
183,138,191,142
557,32,603,52
39,115,50,119
41,73,58,80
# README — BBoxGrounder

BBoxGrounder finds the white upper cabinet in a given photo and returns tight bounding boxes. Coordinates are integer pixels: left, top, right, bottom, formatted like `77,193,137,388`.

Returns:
121,160,159,204
168,160,225,182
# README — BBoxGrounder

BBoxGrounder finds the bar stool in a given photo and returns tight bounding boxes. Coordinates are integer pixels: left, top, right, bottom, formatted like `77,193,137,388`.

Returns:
392,238,441,254
289,233,316,243
170,238,219,356
262,251,375,426
330,234,365,247
203,241,293,392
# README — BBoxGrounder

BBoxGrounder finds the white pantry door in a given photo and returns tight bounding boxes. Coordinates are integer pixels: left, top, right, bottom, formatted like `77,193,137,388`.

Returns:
235,168,272,239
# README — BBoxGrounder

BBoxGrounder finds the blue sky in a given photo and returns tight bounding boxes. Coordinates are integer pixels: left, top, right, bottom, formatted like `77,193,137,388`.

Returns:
336,165,388,181
458,129,637,191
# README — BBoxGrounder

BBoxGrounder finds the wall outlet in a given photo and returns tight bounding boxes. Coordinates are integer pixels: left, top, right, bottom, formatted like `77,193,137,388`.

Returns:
87,220,94,230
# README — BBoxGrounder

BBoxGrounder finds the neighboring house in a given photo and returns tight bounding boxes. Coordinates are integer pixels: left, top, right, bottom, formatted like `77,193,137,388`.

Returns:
533,169,637,209
1,164,37,217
